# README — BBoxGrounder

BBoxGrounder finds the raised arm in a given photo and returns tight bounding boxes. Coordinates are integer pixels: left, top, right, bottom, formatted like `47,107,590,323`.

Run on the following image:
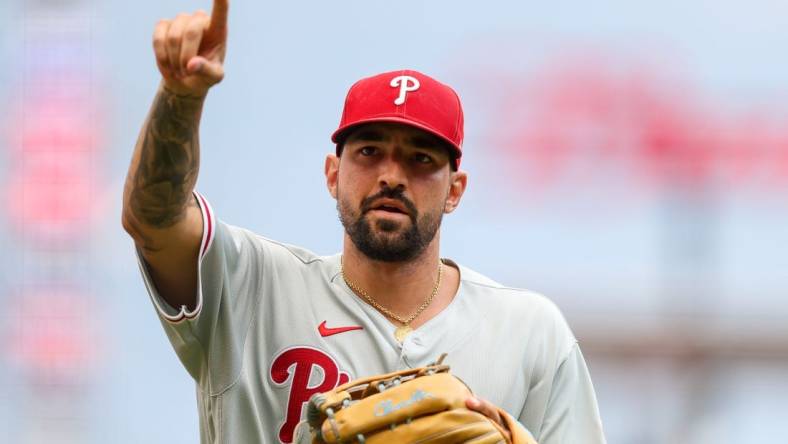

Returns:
122,0,229,311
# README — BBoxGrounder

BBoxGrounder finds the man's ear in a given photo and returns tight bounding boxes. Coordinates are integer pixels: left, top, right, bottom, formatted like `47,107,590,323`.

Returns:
444,170,468,214
325,153,339,199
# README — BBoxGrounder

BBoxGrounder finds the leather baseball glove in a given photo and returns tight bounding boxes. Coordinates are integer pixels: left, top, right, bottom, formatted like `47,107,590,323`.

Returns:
295,354,537,444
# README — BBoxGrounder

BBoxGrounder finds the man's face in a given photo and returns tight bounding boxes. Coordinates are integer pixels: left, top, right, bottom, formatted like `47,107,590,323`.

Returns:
326,122,465,262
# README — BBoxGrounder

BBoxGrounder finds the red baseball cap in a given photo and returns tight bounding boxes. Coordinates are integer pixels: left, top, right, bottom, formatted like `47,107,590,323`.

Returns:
331,69,465,169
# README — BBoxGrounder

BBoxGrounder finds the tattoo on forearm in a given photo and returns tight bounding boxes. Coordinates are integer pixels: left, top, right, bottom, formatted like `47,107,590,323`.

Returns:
130,87,204,228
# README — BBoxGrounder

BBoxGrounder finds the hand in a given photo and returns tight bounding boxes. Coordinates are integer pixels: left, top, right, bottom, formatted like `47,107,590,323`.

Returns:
152,0,229,97
466,396,512,441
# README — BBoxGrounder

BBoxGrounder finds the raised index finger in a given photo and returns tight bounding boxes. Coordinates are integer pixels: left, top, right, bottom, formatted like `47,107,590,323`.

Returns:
209,0,229,31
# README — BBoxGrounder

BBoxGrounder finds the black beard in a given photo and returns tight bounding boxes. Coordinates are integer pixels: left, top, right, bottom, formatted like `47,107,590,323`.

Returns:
338,186,442,262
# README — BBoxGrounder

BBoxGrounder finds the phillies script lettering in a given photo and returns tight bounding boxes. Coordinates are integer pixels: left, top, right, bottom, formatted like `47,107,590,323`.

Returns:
270,347,351,443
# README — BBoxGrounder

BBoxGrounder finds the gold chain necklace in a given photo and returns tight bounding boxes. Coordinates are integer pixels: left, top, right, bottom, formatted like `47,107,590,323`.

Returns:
340,258,443,343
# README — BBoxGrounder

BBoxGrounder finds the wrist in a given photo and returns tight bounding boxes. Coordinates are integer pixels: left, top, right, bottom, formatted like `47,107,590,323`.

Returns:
160,81,208,101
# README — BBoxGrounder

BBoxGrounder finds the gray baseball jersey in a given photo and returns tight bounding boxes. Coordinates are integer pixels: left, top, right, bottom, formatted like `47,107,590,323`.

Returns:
135,192,606,444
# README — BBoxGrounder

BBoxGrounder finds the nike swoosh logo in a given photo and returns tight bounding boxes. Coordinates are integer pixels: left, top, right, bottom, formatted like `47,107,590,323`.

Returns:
318,320,363,337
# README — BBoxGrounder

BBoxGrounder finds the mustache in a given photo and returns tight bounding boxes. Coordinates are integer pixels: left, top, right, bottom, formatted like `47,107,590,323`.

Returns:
360,187,418,217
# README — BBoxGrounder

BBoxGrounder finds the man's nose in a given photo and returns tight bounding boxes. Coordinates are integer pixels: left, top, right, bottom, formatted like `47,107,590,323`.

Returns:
377,154,407,190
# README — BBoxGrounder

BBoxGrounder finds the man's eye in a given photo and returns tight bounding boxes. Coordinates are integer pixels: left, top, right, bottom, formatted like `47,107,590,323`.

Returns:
414,153,433,164
360,146,376,156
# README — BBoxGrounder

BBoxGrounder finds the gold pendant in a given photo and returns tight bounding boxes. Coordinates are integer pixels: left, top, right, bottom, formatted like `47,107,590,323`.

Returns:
394,325,413,343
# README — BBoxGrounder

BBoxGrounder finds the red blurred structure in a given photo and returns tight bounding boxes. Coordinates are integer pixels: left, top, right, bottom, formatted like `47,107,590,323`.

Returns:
495,55,788,193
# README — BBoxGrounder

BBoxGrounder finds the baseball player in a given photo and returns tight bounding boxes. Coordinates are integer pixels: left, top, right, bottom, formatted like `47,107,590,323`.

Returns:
122,1,606,443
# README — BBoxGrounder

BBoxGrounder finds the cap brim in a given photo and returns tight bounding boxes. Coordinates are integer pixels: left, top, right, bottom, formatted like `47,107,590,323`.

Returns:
331,117,462,161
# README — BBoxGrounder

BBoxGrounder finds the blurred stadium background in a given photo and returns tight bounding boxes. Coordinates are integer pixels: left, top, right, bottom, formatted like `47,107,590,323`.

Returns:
1,0,787,442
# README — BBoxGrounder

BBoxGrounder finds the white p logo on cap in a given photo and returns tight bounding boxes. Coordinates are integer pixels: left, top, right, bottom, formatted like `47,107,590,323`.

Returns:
390,75,420,105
